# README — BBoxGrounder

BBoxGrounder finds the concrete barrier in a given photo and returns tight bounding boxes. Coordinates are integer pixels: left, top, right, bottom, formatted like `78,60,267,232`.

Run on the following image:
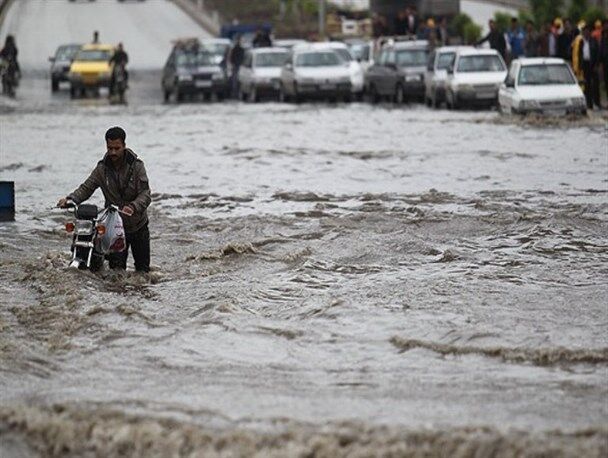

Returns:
171,0,221,37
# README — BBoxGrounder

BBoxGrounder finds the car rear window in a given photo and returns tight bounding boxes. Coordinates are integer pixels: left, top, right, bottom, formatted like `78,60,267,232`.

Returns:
457,55,505,72
518,64,575,85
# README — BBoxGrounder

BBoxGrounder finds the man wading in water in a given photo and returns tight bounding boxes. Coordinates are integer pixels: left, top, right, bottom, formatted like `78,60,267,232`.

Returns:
57,127,152,272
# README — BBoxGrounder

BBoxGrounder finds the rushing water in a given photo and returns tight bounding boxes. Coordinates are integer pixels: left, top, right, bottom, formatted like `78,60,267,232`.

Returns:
0,75,607,456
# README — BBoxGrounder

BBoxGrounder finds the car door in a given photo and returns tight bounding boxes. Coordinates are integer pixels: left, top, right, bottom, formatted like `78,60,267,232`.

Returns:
499,62,518,111
365,49,385,93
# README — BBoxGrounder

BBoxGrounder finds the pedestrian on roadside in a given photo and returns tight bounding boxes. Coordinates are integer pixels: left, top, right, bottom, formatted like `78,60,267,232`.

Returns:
523,20,539,57
557,18,574,62
228,35,245,98
252,28,272,48
580,25,601,110
507,17,525,61
477,20,507,61
92,30,100,44
571,21,586,86
438,16,449,46
549,19,560,57
601,20,608,104
109,42,129,92
57,127,152,272
0,34,20,79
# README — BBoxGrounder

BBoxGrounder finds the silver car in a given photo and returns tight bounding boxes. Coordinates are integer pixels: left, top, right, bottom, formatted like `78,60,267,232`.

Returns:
424,46,471,108
238,47,289,102
279,47,352,103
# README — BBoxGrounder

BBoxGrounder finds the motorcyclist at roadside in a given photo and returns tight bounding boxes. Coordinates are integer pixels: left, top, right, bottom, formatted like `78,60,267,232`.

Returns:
0,35,21,89
109,42,129,94
57,127,152,272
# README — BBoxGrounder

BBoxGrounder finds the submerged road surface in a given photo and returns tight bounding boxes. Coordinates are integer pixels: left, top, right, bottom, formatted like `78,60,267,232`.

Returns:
1,1,608,458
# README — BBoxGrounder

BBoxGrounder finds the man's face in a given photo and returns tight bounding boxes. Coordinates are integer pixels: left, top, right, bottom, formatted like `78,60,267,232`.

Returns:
106,139,125,165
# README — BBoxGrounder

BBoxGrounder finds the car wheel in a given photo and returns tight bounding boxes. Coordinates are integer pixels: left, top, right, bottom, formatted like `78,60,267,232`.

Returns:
51,79,59,92
163,87,171,102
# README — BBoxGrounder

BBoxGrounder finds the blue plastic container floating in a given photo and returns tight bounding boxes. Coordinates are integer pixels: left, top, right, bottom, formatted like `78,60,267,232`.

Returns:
0,181,15,222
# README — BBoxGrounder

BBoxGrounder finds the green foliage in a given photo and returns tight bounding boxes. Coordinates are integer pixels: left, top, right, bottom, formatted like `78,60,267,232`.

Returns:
568,0,588,22
582,7,606,26
493,11,511,33
451,13,473,38
518,9,534,27
528,0,564,27
463,22,482,44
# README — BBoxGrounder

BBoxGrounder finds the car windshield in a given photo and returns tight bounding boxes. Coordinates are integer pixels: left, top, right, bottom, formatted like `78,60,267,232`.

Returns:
457,55,505,72
200,43,229,56
349,44,370,61
437,52,455,70
518,64,575,85
75,50,112,62
295,52,341,67
333,48,353,62
255,52,289,67
176,51,216,67
396,49,428,67
56,46,80,61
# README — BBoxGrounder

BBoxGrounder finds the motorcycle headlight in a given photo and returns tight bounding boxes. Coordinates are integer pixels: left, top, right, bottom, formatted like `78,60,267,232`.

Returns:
75,220,94,235
178,74,193,82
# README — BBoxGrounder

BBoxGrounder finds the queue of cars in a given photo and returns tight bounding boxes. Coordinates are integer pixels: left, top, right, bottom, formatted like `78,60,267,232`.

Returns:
48,35,586,115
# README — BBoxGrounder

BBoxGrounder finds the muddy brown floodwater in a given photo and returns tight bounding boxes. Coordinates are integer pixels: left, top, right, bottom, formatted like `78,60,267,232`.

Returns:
0,74,607,457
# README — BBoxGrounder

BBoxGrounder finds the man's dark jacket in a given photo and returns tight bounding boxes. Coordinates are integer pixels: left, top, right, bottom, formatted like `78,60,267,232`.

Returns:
68,149,151,233
579,37,600,67
477,30,506,58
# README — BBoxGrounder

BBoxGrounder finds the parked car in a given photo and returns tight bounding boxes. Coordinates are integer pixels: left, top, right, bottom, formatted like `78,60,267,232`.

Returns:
365,40,429,103
238,47,289,102
306,42,364,100
49,43,81,92
162,40,228,102
445,48,507,109
498,58,586,115
68,44,114,98
345,38,375,73
424,46,471,108
279,47,352,103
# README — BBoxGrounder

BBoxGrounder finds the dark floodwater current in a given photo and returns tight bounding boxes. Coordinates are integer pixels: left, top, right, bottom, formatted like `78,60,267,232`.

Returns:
0,72,607,457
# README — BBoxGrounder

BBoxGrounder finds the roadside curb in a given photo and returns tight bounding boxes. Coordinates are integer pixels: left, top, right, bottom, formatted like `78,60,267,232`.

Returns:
171,0,220,37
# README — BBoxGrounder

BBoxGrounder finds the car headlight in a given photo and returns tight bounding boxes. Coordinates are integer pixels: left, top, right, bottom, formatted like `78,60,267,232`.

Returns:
570,97,586,107
178,74,193,82
519,100,540,109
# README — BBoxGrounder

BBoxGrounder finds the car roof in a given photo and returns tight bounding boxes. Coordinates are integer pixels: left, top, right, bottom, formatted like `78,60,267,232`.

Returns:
249,47,289,54
456,48,500,57
306,41,348,50
57,43,81,49
81,44,115,51
515,57,567,66
436,45,473,54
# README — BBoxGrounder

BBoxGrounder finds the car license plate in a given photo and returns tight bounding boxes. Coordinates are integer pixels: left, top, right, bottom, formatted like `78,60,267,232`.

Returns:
320,84,335,90
195,80,212,88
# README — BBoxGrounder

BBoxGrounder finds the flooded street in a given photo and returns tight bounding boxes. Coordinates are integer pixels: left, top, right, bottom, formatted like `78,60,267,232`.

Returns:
1,1,608,456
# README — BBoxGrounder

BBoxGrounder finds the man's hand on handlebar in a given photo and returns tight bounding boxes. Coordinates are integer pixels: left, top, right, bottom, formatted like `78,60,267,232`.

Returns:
120,205,134,216
57,197,69,208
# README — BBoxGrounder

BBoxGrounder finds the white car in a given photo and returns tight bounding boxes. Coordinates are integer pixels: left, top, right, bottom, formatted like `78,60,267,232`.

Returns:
238,47,290,102
498,58,587,115
424,46,472,108
302,42,364,99
279,47,352,103
445,48,508,109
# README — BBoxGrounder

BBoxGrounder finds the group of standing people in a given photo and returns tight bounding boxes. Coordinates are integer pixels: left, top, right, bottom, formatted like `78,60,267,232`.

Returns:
372,7,450,48
479,17,608,110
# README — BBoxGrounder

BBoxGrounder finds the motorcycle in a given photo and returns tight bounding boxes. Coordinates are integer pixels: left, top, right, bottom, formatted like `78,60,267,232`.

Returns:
0,58,17,97
60,200,127,271
110,63,127,104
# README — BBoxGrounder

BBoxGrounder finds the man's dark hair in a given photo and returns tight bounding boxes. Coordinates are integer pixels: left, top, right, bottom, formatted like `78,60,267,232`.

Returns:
511,17,518,23
105,126,126,143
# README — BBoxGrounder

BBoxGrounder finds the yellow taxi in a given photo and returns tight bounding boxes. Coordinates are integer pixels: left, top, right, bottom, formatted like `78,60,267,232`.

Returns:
68,44,115,97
